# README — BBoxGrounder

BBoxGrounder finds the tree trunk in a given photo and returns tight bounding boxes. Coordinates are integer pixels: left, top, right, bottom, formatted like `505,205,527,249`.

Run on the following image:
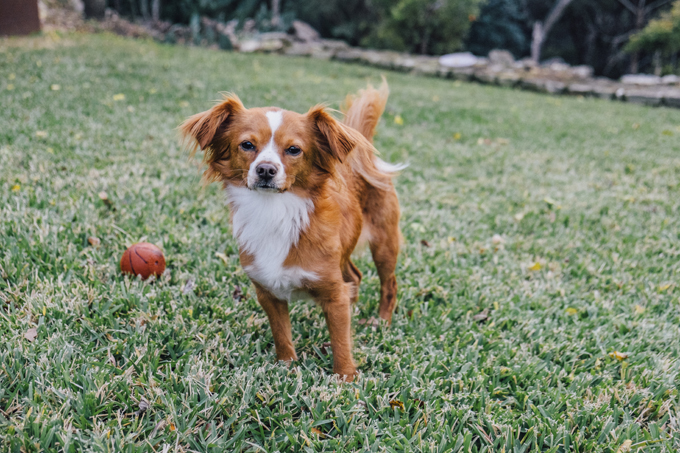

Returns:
83,0,106,20
530,0,575,63
140,0,150,21
271,0,280,28
531,22,544,63
152,0,160,22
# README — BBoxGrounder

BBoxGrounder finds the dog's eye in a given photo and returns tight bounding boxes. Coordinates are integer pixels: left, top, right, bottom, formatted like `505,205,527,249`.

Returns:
286,146,302,156
240,141,255,151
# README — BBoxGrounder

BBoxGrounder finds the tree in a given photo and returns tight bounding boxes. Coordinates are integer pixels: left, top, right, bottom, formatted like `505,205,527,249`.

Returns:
626,0,680,72
465,0,529,58
363,0,484,55
616,0,675,72
530,0,575,63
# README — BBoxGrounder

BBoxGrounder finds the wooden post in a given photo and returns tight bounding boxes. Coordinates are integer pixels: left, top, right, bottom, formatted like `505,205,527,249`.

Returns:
0,0,41,36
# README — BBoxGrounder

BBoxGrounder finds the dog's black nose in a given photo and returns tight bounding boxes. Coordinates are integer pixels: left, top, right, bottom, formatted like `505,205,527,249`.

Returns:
256,163,277,180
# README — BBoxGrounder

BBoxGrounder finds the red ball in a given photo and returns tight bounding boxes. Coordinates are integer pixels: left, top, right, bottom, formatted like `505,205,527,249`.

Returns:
120,242,166,280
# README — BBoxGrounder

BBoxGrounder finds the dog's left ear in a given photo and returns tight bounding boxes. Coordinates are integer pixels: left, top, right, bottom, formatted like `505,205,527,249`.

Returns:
308,106,357,173
180,94,244,161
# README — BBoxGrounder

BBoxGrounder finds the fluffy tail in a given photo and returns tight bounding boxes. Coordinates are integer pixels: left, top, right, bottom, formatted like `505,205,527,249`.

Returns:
341,78,407,189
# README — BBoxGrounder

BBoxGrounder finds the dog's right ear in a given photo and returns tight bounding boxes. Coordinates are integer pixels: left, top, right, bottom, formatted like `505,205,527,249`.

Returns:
180,94,244,162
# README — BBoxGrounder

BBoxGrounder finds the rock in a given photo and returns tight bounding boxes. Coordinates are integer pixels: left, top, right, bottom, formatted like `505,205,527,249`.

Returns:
568,83,594,96
571,65,593,79
661,75,679,85
625,89,663,106
291,20,320,42
488,49,514,67
238,39,260,53
620,74,662,85
496,72,520,87
334,48,365,62
439,52,478,68
284,42,320,56
319,39,349,50
663,89,680,107
259,38,285,52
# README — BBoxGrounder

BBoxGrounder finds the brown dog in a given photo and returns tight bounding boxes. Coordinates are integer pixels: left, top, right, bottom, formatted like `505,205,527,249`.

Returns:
180,81,404,379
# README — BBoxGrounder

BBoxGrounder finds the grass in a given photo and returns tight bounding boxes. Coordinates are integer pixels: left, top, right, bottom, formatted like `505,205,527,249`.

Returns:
1,33,680,452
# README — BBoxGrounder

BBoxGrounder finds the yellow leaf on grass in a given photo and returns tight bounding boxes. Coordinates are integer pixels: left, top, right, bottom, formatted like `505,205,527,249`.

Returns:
311,427,323,436
565,307,578,315
43,306,46,316
634,304,645,315
617,439,632,453
389,400,405,411
35,130,48,138
528,262,542,271
609,351,628,361
50,84,60,91
453,132,461,140
11,185,20,192
659,284,671,292
215,252,229,266
394,115,404,125
113,93,125,101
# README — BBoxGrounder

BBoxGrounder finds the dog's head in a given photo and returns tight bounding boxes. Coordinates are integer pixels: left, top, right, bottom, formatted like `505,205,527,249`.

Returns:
180,95,358,192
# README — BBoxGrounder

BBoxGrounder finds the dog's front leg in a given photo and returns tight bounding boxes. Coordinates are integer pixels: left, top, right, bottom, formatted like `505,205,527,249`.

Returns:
255,284,297,363
317,283,357,381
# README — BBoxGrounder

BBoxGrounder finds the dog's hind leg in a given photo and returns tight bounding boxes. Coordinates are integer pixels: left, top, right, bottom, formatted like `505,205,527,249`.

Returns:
364,187,401,324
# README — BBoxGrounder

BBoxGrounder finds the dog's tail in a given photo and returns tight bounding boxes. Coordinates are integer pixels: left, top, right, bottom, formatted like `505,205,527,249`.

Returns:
341,78,407,190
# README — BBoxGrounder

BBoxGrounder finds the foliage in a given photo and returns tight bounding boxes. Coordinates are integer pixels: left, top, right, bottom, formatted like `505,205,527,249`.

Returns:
465,0,529,58
2,34,680,451
627,1,680,54
361,0,483,54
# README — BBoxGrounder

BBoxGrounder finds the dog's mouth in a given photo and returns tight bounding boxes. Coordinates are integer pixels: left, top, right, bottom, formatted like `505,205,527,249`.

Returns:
252,180,283,192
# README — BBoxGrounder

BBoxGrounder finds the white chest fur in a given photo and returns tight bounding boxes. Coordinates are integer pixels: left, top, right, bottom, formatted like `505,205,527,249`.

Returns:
226,185,317,301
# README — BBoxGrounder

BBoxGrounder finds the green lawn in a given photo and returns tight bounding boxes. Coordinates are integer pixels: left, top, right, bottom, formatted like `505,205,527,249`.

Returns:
1,33,680,452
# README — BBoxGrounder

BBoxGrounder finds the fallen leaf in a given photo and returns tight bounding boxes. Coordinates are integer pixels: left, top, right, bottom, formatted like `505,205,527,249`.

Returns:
394,115,404,125
11,184,20,192
135,400,150,416
491,234,504,245
232,285,243,302
634,304,645,315
609,351,628,361
215,252,229,266
389,400,405,411
24,328,37,342
319,342,332,355
453,132,461,140
447,236,456,243
528,262,542,271
473,309,489,323
35,130,48,138
182,278,195,295
169,423,176,431
88,236,101,247
311,427,325,437
113,93,125,101
420,239,430,247
50,84,61,91
357,317,381,327
617,439,632,453
98,191,113,207
513,212,524,222
659,284,671,292
565,307,578,315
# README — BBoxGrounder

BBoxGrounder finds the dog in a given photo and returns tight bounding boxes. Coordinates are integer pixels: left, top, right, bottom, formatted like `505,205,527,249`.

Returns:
180,81,405,379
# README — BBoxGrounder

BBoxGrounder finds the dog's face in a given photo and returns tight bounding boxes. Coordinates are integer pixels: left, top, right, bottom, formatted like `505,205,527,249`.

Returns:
181,95,358,192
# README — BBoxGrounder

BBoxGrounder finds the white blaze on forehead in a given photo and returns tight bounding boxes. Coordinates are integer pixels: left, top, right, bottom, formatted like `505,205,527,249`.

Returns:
247,110,286,188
